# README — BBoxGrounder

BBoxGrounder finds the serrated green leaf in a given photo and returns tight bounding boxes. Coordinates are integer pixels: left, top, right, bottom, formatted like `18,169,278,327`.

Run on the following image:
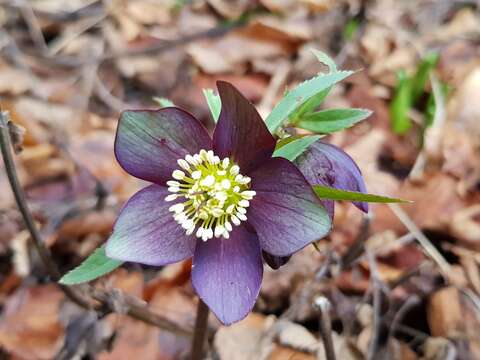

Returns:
153,97,175,108
390,70,413,135
311,49,337,73
266,71,353,133
59,246,123,285
288,88,331,124
297,108,372,134
313,185,410,203
273,135,321,161
203,88,221,123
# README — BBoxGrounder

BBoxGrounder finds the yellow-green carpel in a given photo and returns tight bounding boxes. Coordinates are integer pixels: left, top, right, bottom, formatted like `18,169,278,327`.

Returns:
165,149,255,241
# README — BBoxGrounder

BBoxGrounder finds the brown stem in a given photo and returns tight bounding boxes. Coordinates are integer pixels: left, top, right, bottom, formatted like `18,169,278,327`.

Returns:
0,110,192,336
190,299,210,360
314,296,336,360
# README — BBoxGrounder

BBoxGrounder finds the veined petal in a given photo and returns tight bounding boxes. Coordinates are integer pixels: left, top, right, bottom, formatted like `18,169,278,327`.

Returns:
106,185,196,265
248,157,331,257
295,141,368,212
191,226,262,325
115,108,212,185
213,81,276,173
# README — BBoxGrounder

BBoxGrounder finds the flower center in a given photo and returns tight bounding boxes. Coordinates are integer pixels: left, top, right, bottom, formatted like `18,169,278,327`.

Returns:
165,149,255,241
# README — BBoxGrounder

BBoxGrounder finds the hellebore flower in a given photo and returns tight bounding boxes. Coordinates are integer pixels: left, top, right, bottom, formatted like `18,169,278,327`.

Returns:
106,81,331,325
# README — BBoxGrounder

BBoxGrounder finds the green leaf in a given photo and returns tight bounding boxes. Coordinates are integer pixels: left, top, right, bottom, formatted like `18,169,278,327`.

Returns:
59,246,123,285
343,18,359,41
266,70,353,133
311,49,337,73
297,108,372,134
389,70,413,135
288,88,330,124
153,97,175,108
203,88,221,123
313,185,410,203
412,52,439,102
273,135,320,161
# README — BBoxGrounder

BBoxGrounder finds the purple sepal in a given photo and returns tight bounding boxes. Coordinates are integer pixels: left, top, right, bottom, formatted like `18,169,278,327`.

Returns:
105,185,196,266
248,157,331,257
295,141,368,213
191,225,262,325
213,81,276,174
115,108,212,186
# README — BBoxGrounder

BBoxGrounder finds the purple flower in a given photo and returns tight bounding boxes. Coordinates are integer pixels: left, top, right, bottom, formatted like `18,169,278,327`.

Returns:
106,81,331,325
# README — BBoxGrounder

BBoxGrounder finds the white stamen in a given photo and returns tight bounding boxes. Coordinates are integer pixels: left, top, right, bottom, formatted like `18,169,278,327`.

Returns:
200,175,215,187
172,170,185,180
230,165,239,175
165,194,178,202
191,170,202,180
168,186,180,193
237,207,247,214
225,221,232,232
222,158,230,168
238,200,249,207
169,203,184,213
231,215,240,226
237,213,247,221
177,159,190,170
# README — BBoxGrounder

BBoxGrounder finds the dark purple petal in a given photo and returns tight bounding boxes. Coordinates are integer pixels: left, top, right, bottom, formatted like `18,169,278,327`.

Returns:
262,251,291,270
248,157,331,257
213,81,276,173
191,226,262,325
106,185,196,266
295,141,368,212
115,108,212,185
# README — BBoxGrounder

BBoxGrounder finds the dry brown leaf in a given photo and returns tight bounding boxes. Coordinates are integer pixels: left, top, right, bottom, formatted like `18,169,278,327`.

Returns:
0,285,65,360
214,313,275,360
187,30,288,74
268,345,316,360
427,286,463,338
98,317,161,360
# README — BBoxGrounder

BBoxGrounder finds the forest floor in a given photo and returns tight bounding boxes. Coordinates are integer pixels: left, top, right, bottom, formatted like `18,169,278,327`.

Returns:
1,0,480,359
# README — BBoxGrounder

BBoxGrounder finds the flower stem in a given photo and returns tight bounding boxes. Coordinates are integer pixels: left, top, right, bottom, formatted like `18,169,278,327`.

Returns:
314,296,336,360
190,299,210,360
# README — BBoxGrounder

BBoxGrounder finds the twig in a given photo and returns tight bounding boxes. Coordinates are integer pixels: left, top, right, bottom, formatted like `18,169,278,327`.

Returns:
387,295,420,345
0,109,193,336
366,250,382,360
25,19,245,67
18,0,48,53
0,110,91,308
313,296,336,360
388,203,452,278
190,299,210,360
340,214,371,270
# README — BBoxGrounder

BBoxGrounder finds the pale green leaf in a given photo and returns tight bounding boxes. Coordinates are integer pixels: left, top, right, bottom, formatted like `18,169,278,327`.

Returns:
311,49,337,72
59,246,123,285
297,108,372,134
390,70,413,135
266,70,353,133
153,97,174,108
273,135,321,161
313,185,410,203
203,88,221,123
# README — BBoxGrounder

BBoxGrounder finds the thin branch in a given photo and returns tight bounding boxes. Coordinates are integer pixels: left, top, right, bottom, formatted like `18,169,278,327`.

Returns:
313,296,336,360
190,299,210,360
366,250,382,360
388,203,452,278
0,110,193,336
